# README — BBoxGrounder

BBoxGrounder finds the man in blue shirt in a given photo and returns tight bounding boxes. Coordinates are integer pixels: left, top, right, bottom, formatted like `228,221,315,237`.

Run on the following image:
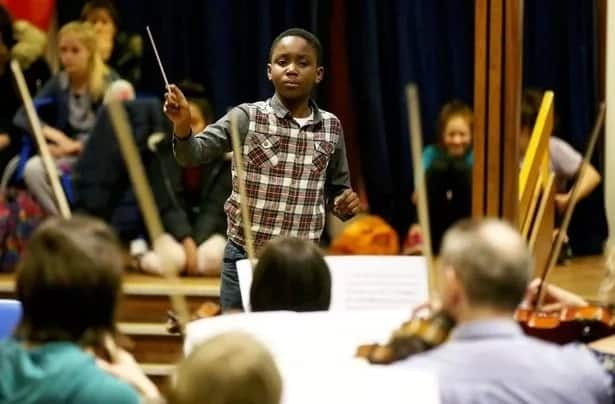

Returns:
398,219,612,404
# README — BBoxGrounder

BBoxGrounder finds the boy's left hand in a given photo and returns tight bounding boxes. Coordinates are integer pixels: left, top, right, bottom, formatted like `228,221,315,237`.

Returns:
334,189,360,218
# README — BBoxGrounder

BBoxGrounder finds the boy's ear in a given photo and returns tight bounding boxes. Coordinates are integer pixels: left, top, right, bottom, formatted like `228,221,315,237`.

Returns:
267,63,272,81
315,66,324,84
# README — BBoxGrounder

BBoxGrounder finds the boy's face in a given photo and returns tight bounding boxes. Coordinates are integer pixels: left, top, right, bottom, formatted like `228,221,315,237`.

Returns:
268,36,323,102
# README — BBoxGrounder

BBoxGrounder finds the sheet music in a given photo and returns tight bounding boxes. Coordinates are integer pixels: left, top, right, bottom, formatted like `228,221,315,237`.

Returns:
329,256,428,310
185,310,440,404
237,256,429,312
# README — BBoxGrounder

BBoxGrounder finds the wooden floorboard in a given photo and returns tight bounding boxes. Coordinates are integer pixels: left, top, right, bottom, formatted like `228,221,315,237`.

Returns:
547,255,606,302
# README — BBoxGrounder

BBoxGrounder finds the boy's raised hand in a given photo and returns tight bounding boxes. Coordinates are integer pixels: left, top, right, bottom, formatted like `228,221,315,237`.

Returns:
334,189,360,219
163,84,192,138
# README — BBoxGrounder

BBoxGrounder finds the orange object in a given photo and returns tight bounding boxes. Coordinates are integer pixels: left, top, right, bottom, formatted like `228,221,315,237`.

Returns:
3,0,55,31
329,215,399,255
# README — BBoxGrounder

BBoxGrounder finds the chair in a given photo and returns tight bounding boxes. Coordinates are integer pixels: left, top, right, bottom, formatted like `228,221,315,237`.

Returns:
0,299,22,339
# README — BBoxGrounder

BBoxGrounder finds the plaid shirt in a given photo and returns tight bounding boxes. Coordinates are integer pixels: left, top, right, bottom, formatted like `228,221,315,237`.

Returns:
174,94,351,249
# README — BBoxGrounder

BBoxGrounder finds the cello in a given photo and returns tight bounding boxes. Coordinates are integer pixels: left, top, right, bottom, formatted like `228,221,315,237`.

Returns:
514,102,615,344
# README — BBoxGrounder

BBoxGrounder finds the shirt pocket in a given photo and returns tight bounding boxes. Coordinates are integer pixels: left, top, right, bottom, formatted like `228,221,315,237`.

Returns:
312,135,335,174
246,133,280,168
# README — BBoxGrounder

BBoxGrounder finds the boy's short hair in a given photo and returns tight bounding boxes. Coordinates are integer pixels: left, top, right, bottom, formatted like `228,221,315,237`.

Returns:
269,27,322,65
250,237,331,312
170,332,282,404
15,215,124,346
81,0,120,28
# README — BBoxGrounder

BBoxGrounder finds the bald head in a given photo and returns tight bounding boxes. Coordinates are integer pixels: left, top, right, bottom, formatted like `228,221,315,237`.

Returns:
440,219,533,311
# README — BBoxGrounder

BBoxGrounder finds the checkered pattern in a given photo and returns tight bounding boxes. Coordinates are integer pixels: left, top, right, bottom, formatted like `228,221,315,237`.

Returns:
225,100,342,249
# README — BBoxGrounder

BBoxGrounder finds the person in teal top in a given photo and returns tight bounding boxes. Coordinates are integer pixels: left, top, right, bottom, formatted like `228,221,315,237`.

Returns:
0,215,160,403
405,100,473,254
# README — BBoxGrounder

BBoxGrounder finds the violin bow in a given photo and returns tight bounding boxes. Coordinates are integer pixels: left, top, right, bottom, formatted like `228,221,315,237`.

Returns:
229,112,257,263
406,84,439,305
536,102,606,307
10,60,72,219
107,101,190,328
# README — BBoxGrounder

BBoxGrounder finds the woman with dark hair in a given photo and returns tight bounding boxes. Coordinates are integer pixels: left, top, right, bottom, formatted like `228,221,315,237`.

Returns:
0,215,159,403
250,237,331,312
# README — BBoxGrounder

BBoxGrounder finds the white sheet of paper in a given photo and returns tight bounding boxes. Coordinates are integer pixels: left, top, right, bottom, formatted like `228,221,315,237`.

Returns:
184,310,440,404
237,255,429,312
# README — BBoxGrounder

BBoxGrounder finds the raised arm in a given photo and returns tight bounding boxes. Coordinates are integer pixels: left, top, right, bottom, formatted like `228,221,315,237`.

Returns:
164,84,248,166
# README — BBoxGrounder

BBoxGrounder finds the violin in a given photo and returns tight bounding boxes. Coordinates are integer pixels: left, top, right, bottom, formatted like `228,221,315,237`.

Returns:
514,104,615,344
515,306,615,344
357,311,454,364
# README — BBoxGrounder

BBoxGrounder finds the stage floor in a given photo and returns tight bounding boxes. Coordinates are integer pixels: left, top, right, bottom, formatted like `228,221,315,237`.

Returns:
548,255,606,302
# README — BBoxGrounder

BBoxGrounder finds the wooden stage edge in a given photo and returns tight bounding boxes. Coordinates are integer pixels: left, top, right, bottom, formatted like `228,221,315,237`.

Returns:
0,272,220,297
0,255,606,303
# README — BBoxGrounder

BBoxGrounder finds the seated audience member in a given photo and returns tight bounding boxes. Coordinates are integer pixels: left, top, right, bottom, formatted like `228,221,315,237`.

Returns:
168,331,282,404
13,21,117,215
405,101,473,254
521,89,602,210
0,215,159,403
250,237,331,312
149,90,230,276
398,219,612,404
81,0,143,88
521,89,603,257
72,93,227,276
0,4,50,174
520,89,601,214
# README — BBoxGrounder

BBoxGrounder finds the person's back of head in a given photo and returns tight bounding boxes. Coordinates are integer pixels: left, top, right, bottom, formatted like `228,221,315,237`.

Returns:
439,218,532,316
250,237,331,312
169,332,282,404
15,215,124,347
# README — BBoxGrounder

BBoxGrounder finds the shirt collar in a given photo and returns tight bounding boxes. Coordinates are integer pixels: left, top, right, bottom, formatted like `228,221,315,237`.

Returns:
269,93,323,124
451,318,523,341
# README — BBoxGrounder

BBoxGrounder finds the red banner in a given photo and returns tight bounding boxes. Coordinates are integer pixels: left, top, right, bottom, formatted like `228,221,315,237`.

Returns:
2,0,55,31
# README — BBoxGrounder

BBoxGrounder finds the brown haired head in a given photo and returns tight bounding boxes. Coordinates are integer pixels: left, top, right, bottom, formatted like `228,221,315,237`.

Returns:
250,237,331,312
169,332,282,404
436,100,473,157
15,215,124,347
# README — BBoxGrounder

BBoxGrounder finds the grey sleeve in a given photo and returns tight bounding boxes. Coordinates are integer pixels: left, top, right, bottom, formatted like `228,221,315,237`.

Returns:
550,137,582,180
173,105,249,166
325,126,352,216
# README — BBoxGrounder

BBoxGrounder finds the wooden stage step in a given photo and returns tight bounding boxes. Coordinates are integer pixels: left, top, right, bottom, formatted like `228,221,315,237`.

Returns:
0,273,221,322
118,322,183,365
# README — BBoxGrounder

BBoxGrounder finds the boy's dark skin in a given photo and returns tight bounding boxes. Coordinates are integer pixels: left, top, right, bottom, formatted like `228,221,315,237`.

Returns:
164,35,360,217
